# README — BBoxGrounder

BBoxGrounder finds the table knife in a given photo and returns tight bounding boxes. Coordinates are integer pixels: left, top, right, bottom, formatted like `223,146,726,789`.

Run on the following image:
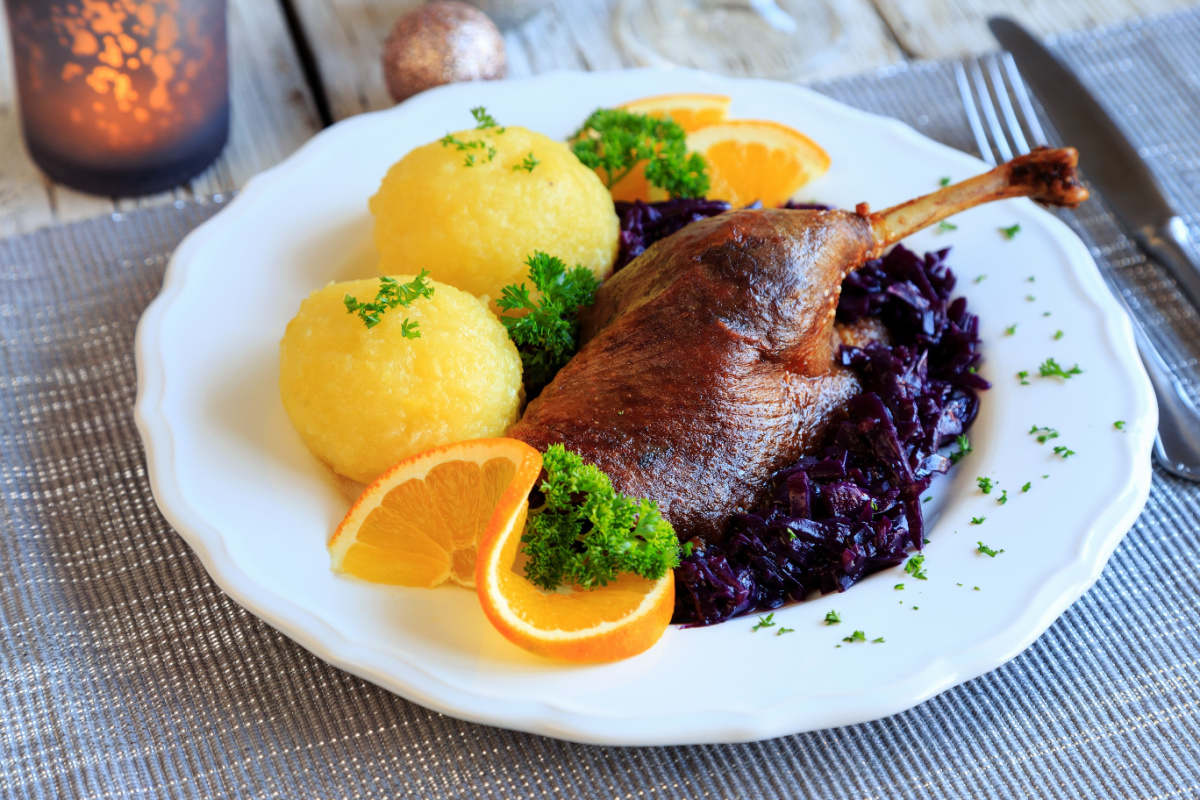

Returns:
990,17,1200,481
989,17,1200,312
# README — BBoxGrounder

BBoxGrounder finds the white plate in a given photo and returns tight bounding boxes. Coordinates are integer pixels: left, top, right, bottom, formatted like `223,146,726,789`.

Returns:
135,68,1156,746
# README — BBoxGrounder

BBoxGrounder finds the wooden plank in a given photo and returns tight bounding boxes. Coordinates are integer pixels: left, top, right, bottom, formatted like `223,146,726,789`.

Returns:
0,0,322,235
286,0,422,121
291,0,904,121
870,0,1199,59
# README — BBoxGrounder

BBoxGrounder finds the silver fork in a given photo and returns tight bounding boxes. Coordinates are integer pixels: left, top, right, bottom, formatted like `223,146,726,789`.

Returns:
956,54,1200,481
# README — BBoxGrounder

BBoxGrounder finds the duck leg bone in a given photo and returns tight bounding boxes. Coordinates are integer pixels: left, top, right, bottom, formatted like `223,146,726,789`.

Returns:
863,146,1089,258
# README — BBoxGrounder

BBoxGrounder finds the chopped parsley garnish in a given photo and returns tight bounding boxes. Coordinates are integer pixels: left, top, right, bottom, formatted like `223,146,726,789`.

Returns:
1030,425,1059,444
1021,481,1032,492
1114,420,1126,430
997,489,1008,505
871,637,885,644
681,541,694,557
842,630,867,643
571,108,708,198
1038,358,1082,379
1027,276,1036,282
1053,446,1076,458
1053,330,1064,340
1026,294,1036,302
519,444,680,591
499,251,600,393
975,274,987,283
976,477,994,494
1000,223,1021,239
949,433,972,464
971,516,986,525
343,270,434,334
894,583,905,590
470,106,503,131
938,221,958,232
1043,311,1052,317
939,176,952,186
751,613,776,632
1005,323,1017,335
777,627,795,636
977,541,1004,557
441,132,499,164
824,610,842,625
923,496,932,503
904,554,928,580
1017,371,1030,385
513,151,540,173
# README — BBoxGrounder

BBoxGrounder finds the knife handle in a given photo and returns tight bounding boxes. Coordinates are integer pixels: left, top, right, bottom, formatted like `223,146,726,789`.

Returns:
1135,217,1200,312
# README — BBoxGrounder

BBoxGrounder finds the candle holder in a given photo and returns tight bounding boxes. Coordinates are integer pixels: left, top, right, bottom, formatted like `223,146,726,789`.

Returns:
5,0,229,197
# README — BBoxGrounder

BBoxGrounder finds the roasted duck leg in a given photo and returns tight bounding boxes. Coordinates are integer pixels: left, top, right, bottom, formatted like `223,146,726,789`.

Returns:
510,148,1088,542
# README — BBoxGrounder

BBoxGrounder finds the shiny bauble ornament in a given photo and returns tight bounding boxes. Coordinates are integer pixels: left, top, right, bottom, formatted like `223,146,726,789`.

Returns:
382,1,507,104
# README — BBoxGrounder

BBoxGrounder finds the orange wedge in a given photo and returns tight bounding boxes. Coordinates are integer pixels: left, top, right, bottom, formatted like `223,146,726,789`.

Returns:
329,438,542,589
686,119,831,208
475,476,675,663
618,92,732,133
599,93,732,202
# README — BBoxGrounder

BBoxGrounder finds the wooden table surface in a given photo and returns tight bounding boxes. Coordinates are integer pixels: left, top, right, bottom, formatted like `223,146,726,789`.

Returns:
1,0,1195,237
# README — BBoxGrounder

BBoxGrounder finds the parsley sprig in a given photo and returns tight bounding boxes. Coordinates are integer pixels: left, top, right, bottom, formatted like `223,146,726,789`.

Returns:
752,613,776,632
1030,425,1059,444
513,152,540,173
904,554,928,580
570,108,708,198
1038,358,1082,379
520,444,680,591
949,433,972,464
470,106,503,131
499,252,600,394
343,270,434,335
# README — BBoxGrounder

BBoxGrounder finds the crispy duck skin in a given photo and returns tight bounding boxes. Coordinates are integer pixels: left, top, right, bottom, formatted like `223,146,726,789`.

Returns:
509,148,1088,542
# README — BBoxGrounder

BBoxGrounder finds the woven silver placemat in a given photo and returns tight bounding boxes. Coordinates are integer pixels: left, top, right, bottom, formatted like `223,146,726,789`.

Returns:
3,11,1200,800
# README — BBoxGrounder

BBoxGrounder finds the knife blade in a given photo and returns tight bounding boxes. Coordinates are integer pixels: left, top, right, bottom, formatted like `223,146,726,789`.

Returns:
989,16,1200,311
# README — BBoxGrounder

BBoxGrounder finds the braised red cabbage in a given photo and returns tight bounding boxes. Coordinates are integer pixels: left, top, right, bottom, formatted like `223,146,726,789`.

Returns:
613,198,731,270
673,244,989,626
610,200,989,626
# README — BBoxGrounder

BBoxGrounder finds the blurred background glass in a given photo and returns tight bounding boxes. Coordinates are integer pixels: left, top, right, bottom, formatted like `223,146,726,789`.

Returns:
616,0,843,80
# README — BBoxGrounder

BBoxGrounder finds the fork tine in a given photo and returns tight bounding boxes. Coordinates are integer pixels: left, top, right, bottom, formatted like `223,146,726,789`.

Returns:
970,58,1013,162
985,54,1030,155
1000,52,1049,148
954,60,997,167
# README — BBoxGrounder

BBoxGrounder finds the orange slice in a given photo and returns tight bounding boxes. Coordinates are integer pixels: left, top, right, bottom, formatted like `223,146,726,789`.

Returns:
618,92,732,133
598,93,733,202
329,438,542,589
686,119,831,208
475,475,676,663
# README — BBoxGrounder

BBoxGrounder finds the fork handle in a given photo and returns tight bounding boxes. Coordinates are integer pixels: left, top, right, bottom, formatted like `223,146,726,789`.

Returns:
1135,216,1200,313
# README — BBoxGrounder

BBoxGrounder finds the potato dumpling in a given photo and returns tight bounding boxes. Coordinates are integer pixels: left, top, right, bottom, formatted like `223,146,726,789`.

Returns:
279,276,523,486
370,125,619,307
